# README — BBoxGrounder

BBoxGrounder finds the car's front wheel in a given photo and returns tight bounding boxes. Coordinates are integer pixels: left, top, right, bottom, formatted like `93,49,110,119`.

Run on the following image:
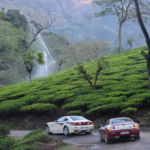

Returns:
45,125,50,135
63,126,69,136
99,132,103,142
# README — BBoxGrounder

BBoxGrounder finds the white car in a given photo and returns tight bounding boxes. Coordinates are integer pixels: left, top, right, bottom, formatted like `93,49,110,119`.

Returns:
45,116,94,136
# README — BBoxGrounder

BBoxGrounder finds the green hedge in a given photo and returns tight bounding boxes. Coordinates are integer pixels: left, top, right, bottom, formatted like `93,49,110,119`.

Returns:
120,107,137,116
20,103,57,114
67,110,82,115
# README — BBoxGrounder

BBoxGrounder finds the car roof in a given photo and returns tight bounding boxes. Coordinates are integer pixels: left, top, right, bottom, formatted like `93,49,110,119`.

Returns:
110,117,131,120
61,116,83,118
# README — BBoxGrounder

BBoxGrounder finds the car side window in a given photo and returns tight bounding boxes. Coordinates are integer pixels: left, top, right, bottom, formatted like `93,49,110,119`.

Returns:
57,117,65,122
64,118,68,121
105,120,110,126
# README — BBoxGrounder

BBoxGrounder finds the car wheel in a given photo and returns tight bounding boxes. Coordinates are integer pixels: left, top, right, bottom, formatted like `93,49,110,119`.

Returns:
45,125,50,135
99,132,103,142
105,133,111,144
64,126,69,136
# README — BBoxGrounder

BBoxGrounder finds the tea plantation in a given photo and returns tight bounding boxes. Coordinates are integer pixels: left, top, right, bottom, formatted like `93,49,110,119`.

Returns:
0,46,150,117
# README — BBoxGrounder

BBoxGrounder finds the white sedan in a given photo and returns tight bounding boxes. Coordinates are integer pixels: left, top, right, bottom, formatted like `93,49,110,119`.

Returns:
45,116,94,136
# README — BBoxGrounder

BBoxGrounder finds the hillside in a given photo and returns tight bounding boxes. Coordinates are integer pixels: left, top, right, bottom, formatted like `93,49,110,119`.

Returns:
0,46,150,126
0,0,146,48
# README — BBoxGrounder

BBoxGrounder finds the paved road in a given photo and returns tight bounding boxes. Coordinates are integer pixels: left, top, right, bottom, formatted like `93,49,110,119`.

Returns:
10,131,150,150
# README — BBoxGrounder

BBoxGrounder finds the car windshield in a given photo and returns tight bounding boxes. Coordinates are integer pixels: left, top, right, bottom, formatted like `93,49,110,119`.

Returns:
112,118,132,124
69,116,87,121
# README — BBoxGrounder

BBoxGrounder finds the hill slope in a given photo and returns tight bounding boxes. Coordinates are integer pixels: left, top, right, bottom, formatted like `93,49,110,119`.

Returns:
0,46,150,123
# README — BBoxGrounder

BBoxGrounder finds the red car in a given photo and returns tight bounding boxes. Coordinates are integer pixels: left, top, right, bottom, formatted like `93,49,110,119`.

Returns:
99,117,140,144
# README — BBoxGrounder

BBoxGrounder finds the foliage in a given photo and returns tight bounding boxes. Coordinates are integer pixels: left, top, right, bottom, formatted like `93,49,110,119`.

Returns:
120,107,137,116
20,103,57,114
12,145,37,150
23,129,44,140
16,133,50,146
0,137,15,150
67,110,82,115
0,128,48,150
0,125,10,137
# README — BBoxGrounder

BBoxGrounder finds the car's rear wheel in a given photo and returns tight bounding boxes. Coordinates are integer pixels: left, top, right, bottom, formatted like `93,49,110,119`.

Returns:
105,133,111,144
45,125,50,135
99,132,103,142
63,126,69,136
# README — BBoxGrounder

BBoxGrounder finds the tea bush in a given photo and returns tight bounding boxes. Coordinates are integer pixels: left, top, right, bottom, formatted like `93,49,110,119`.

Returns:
20,103,57,114
0,125,10,137
120,107,137,116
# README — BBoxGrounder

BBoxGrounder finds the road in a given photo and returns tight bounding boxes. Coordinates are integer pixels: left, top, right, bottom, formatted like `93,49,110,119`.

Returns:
10,131,150,150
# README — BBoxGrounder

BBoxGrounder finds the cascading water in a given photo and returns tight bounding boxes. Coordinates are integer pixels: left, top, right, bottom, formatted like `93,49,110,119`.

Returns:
37,34,55,63
36,34,55,77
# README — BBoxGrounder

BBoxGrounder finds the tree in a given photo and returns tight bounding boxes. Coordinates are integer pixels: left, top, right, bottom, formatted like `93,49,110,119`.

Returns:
92,0,143,53
19,12,56,84
134,0,150,89
57,57,66,72
75,58,108,89
127,37,134,50
24,50,44,84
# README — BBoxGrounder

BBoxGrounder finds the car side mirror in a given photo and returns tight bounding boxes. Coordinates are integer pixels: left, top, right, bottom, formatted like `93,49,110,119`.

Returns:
100,124,104,127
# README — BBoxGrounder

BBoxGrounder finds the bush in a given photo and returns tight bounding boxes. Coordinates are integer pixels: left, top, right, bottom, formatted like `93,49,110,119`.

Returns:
20,103,57,114
0,125,10,137
12,145,37,150
0,137,15,150
67,110,82,115
23,129,43,140
120,107,137,116
16,133,50,146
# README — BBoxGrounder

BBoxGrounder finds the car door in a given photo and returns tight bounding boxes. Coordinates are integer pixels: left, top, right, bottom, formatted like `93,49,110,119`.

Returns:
59,117,69,133
53,117,65,133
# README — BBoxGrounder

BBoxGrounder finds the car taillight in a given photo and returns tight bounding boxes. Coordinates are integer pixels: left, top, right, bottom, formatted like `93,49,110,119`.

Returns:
109,127,113,130
70,122,77,126
133,124,139,128
91,122,93,125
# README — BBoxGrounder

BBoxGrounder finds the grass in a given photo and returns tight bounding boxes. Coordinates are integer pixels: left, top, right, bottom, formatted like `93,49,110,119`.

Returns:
0,46,150,116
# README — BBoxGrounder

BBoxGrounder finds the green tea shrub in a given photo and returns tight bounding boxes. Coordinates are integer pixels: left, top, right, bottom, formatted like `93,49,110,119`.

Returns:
0,125,10,137
20,103,57,114
23,129,43,140
0,100,27,116
0,137,15,150
67,110,82,115
16,133,50,146
12,145,37,150
120,107,137,116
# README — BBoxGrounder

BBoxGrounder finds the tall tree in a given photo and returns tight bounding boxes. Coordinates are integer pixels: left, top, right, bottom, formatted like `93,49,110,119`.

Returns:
92,0,142,53
19,12,56,84
24,50,45,84
134,0,150,89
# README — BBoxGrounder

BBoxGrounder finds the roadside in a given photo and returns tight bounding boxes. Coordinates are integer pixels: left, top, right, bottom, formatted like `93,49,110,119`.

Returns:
10,131,150,150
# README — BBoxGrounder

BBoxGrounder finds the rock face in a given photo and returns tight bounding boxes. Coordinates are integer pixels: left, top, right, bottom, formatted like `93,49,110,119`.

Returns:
0,108,68,129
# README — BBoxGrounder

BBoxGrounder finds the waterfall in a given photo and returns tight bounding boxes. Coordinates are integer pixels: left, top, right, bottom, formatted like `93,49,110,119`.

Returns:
37,34,55,63
30,24,55,77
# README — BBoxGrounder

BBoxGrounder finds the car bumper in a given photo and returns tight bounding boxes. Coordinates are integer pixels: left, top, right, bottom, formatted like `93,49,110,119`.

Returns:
107,128,140,140
69,125,94,134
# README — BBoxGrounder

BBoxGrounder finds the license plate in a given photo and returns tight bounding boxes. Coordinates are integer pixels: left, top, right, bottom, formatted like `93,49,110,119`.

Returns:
120,131,130,135
81,127,88,129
